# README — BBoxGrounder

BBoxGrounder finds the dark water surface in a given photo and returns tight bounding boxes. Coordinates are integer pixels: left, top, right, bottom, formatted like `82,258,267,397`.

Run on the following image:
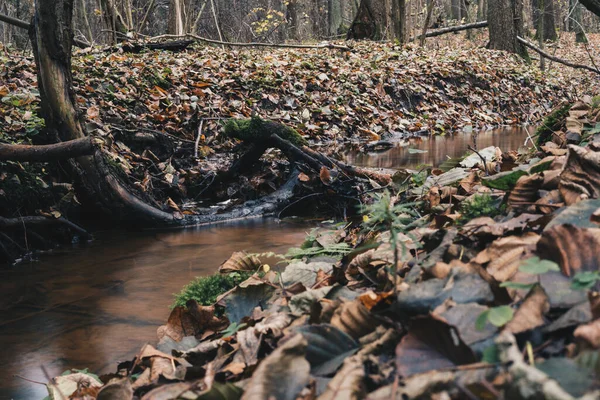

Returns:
0,127,532,399
0,220,309,400
344,126,534,169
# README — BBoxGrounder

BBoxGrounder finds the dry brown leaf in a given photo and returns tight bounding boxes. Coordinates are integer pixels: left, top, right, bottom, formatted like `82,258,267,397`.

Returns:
219,251,261,273
503,285,549,334
537,224,600,277
298,172,310,182
330,298,378,339
157,301,227,342
471,232,540,282
317,355,365,400
535,189,564,214
319,166,331,185
508,173,544,207
559,145,600,205
241,334,310,400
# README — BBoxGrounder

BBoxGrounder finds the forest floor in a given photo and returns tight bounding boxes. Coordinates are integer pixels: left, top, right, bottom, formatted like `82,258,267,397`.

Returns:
2,32,599,225
3,32,600,399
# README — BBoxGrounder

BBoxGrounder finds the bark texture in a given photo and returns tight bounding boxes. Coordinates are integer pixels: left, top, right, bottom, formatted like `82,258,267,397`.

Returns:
0,137,95,162
347,0,388,40
487,0,528,58
532,0,557,41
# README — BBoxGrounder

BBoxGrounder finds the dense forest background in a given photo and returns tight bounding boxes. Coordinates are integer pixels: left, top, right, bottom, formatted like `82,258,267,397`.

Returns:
2,0,600,48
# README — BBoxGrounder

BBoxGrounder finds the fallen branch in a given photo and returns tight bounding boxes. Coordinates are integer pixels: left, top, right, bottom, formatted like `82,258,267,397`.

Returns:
0,13,89,49
120,39,194,53
146,33,352,51
517,36,600,75
0,137,95,162
411,21,488,40
0,216,91,238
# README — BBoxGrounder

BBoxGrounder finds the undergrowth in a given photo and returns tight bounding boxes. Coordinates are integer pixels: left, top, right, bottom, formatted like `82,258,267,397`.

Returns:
459,193,504,222
172,272,252,308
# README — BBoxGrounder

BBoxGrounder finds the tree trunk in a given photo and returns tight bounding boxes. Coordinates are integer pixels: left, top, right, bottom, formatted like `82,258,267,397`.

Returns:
452,0,462,20
347,0,383,39
328,0,343,35
574,1,588,42
391,0,406,42
30,0,175,224
533,0,557,41
168,0,185,35
488,0,529,58
287,0,300,40
99,0,129,43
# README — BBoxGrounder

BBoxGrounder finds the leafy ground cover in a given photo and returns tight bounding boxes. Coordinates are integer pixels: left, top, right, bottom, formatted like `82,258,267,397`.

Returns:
2,36,598,222
47,96,600,399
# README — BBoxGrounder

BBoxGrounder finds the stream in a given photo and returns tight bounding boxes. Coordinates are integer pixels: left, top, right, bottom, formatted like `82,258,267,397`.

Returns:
0,126,533,400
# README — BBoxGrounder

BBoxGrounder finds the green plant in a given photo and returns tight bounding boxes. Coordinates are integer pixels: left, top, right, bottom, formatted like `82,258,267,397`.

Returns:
535,103,571,145
172,272,252,308
500,257,560,290
571,271,600,290
361,190,421,292
459,194,503,222
476,305,514,330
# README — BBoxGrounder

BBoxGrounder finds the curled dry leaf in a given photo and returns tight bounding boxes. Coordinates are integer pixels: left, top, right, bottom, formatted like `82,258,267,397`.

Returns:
574,320,600,349
559,145,600,205
317,355,365,400
241,333,310,400
537,225,600,277
157,301,227,342
503,285,550,335
97,379,133,400
330,298,378,339
508,173,544,208
471,232,540,282
219,251,262,273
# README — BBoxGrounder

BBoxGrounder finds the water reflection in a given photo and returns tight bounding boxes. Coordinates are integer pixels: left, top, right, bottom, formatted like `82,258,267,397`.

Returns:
0,219,308,400
344,127,534,169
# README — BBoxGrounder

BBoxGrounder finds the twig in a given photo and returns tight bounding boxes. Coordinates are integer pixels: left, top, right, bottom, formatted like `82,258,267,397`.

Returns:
194,120,205,159
13,375,46,386
467,145,490,176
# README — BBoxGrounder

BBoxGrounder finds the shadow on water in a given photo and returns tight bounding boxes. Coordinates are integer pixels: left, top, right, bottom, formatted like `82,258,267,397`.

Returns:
344,126,534,169
0,127,533,399
0,219,309,400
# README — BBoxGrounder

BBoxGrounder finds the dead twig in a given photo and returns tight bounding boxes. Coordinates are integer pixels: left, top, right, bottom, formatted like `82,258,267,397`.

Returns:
467,145,490,176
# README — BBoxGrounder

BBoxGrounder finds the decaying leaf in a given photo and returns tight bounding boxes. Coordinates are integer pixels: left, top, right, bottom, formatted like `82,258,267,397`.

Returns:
96,379,133,400
282,261,334,288
537,225,600,277
294,324,359,376
503,285,549,334
330,298,378,339
157,301,227,342
219,251,262,273
508,173,544,207
47,372,103,400
241,334,310,400
471,232,540,282
317,355,365,400
559,145,600,205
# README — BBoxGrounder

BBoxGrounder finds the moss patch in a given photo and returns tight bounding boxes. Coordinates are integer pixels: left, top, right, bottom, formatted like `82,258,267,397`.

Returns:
535,103,571,145
224,116,307,147
172,272,252,308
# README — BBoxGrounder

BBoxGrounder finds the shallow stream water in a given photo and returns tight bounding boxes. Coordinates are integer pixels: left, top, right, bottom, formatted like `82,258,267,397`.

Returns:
0,126,533,399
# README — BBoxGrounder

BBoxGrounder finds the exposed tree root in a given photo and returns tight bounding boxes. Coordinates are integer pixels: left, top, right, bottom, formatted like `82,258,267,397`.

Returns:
0,216,92,239
0,137,96,162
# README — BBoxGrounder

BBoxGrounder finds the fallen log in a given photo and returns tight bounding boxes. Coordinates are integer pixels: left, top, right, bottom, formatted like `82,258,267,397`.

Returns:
146,33,352,51
410,21,488,41
0,215,91,238
120,40,194,53
0,137,96,162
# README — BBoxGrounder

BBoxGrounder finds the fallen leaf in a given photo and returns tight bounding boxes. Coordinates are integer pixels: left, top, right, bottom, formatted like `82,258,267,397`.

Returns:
503,285,549,334
219,251,262,273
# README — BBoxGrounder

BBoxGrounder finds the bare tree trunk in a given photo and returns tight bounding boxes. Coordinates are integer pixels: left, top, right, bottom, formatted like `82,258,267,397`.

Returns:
391,0,406,42
30,0,175,224
168,0,184,35
533,0,557,40
99,0,129,42
287,0,300,40
574,1,588,42
80,0,94,43
419,0,435,45
328,0,343,35
488,0,529,58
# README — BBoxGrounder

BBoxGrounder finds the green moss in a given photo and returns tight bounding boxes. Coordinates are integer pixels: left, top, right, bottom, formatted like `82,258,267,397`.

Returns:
535,103,571,145
172,272,252,308
460,194,504,222
224,116,307,147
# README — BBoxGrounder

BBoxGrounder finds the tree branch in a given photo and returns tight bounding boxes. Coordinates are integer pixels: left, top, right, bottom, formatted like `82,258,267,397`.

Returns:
0,137,96,162
0,13,89,48
411,20,488,40
517,36,600,74
0,216,91,238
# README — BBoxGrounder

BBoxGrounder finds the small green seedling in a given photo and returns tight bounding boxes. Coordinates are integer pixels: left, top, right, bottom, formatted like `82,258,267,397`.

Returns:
476,305,514,330
500,257,560,290
571,271,600,291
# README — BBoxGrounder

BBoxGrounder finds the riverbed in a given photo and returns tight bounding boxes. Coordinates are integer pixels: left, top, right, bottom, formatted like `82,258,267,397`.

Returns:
0,126,533,399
